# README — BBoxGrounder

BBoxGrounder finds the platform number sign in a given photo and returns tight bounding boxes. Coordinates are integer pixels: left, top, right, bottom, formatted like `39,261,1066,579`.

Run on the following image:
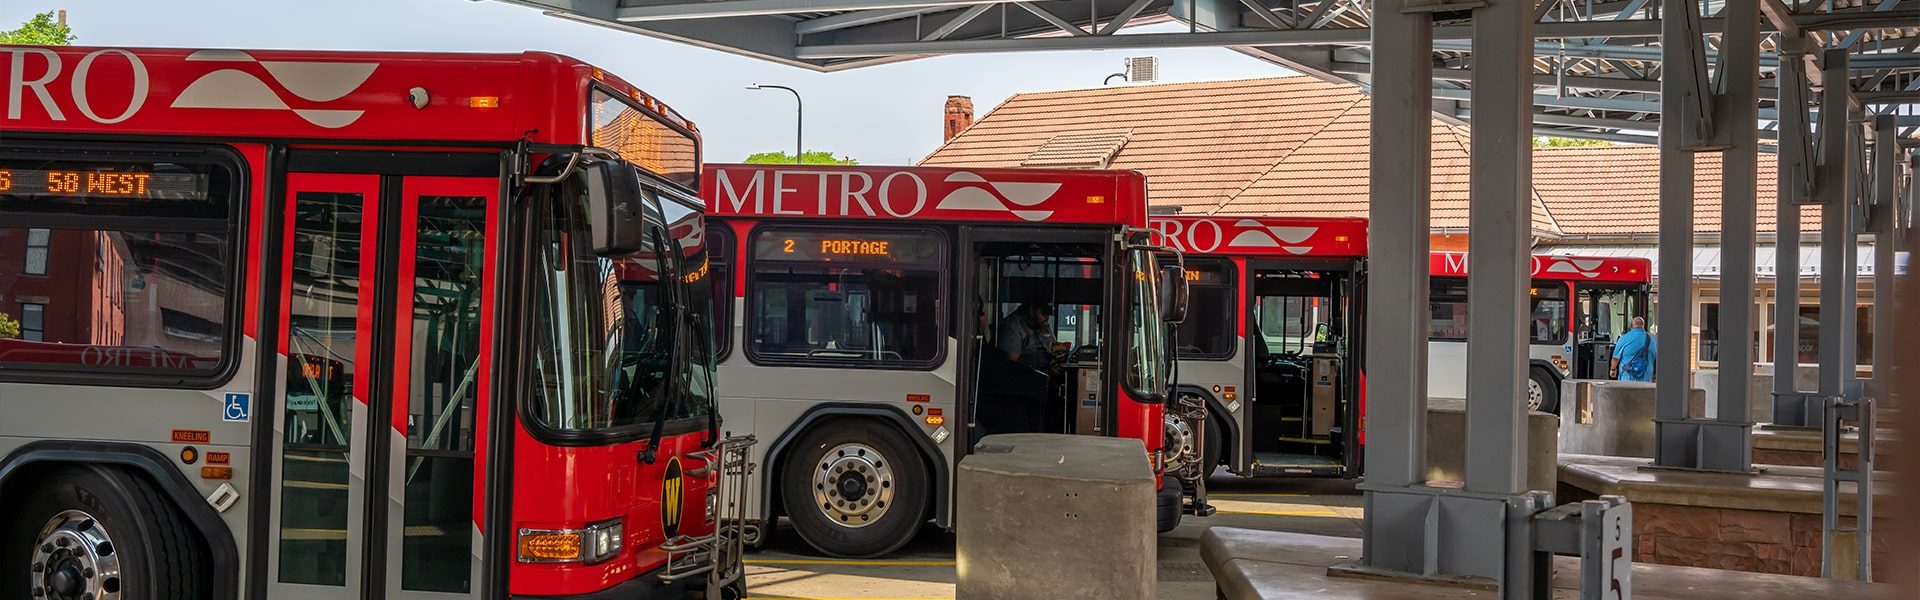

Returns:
223,392,251,422
1600,501,1631,600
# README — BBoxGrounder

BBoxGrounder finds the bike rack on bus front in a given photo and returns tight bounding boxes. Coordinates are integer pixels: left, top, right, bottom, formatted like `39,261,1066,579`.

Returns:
660,435,758,598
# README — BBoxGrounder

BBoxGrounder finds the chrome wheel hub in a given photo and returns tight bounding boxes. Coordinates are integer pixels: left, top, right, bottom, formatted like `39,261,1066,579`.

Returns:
1163,414,1196,466
811,443,894,528
31,510,121,600
1527,378,1545,411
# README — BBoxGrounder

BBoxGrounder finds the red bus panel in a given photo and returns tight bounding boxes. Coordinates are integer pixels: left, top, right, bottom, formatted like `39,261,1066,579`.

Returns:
1430,251,1652,284
1,46,694,146
1149,216,1368,257
703,163,1147,227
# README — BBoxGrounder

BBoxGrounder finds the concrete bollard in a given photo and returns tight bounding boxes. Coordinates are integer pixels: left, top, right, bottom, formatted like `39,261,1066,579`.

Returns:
955,434,1155,600
1558,380,1705,457
1424,398,1559,491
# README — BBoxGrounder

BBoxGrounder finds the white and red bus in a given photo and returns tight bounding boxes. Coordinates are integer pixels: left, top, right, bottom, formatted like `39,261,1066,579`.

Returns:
1427,250,1654,412
1150,216,1651,479
701,163,1188,557
0,46,752,600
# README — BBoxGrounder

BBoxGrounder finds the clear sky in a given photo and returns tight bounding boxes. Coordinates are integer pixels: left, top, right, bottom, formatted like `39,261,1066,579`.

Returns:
3,1,1294,164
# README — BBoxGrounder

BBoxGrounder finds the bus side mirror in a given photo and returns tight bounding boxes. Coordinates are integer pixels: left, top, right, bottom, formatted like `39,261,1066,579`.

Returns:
1159,264,1189,324
581,158,651,257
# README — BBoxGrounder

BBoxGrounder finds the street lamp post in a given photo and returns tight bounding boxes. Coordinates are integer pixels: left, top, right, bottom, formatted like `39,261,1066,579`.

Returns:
747,84,802,164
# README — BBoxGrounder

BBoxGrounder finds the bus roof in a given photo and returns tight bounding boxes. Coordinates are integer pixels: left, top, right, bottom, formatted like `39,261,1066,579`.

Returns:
1,46,696,146
1149,215,1368,257
1431,252,1653,284
702,163,1148,227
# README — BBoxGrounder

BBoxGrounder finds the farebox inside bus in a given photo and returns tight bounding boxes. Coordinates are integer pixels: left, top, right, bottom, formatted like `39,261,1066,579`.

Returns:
961,231,1120,441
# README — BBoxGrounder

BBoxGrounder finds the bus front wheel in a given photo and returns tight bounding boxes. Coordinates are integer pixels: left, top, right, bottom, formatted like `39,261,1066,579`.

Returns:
780,422,930,558
1529,367,1561,414
2,465,206,600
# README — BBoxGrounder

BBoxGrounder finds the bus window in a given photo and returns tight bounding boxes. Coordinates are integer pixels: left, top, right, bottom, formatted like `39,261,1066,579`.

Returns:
525,177,682,434
747,227,945,368
1530,283,1569,344
1578,285,1640,342
0,153,238,378
1428,278,1470,341
1172,260,1235,359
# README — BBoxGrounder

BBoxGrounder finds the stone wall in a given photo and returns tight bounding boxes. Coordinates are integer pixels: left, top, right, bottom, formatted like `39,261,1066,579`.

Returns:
1633,503,1890,580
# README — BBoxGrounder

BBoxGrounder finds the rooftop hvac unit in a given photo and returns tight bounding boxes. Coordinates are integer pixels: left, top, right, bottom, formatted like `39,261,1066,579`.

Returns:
1125,56,1159,83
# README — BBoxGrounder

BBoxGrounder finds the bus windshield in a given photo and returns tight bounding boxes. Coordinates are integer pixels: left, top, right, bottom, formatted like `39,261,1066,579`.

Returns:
1126,248,1170,401
525,172,712,435
1578,284,1643,343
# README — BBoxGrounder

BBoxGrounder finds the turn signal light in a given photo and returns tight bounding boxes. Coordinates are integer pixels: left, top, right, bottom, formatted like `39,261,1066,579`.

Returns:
200,466,232,480
519,532,582,562
926,414,946,426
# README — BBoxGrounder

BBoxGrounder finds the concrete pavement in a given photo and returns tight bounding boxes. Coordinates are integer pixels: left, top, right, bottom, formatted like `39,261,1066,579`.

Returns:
742,476,1363,599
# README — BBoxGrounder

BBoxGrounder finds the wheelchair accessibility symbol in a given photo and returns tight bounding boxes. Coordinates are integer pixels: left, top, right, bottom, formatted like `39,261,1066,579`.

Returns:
224,393,251,422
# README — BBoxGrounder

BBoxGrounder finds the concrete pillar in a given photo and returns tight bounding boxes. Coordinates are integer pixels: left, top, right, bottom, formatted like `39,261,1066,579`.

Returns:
1465,2,1537,593
1359,0,1434,576
1772,44,1811,425
1816,49,1857,401
1654,0,1700,464
1715,0,1759,444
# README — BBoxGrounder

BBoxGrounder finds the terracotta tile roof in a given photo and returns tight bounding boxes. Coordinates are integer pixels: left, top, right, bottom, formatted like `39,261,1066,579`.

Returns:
1022,129,1132,168
923,75,1813,241
1531,145,1819,237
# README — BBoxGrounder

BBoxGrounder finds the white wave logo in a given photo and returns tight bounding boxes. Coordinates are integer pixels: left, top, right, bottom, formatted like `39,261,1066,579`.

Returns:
1227,219,1319,255
169,50,377,129
933,172,1063,222
1542,257,1606,278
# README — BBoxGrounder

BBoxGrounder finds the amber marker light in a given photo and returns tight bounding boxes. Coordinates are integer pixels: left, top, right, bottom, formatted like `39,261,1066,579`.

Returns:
518,531,583,563
469,96,500,108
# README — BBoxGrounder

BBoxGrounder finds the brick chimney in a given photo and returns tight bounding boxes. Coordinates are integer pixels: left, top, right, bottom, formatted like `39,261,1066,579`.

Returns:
943,96,974,142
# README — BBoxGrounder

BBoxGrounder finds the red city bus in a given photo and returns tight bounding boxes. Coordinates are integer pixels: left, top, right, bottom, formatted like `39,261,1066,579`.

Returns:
1428,251,1654,412
1150,216,1369,478
1150,216,1651,479
0,46,751,600
701,163,1188,557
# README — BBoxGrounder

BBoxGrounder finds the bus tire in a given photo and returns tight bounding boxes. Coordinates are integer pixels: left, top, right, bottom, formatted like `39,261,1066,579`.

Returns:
779,422,930,558
1203,414,1225,476
2,464,206,600
1529,367,1561,414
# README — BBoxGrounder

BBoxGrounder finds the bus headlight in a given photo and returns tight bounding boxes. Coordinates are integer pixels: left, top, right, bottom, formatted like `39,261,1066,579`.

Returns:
517,518,623,564
583,518,623,563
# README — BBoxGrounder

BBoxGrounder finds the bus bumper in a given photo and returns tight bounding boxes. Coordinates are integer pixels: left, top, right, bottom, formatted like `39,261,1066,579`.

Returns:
1155,479,1183,533
511,569,687,600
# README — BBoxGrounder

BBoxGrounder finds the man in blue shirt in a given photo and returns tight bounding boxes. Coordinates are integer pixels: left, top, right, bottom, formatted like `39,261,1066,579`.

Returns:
1609,316,1657,382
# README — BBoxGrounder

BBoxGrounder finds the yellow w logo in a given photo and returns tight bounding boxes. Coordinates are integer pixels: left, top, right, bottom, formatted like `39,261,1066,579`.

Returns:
662,457,684,536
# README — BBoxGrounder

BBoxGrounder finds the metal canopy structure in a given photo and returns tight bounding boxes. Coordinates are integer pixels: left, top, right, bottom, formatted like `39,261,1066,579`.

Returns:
497,0,1916,596
510,0,1920,142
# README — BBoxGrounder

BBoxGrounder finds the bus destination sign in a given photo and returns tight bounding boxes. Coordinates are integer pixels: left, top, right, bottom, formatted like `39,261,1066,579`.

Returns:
0,167,209,201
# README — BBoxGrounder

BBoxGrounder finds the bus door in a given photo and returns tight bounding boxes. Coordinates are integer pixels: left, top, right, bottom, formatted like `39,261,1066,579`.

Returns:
957,226,1114,451
268,169,497,599
1574,283,1644,379
1243,259,1356,477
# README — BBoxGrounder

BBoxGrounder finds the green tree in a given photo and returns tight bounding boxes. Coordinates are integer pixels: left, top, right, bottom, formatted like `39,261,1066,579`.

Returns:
1,11,76,45
0,312,19,340
1534,137,1611,148
743,151,858,165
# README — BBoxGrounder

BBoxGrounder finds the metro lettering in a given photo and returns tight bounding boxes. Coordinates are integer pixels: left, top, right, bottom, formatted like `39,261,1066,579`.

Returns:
8,48,63,121
715,168,765,214
70,49,148,124
770,170,802,215
1187,219,1224,253
838,171,876,216
877,171,926,218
